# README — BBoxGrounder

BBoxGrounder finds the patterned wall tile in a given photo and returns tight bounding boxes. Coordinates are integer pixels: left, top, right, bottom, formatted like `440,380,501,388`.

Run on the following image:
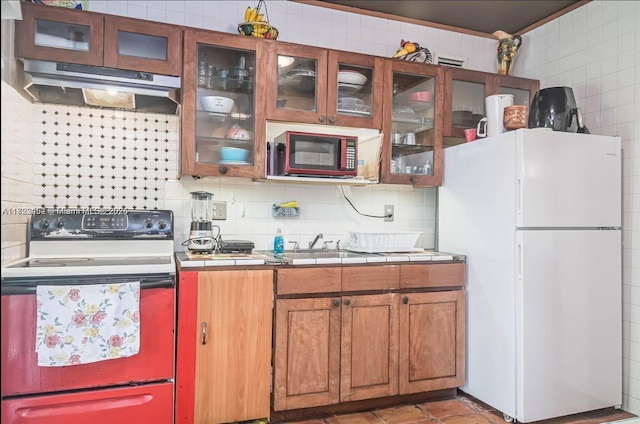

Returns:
32,106,179,210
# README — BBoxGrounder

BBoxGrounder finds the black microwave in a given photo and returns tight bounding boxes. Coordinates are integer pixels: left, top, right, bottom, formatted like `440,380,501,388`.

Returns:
273,131,357,177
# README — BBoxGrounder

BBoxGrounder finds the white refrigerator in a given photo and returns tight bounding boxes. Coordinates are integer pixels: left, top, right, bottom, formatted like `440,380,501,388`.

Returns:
438,129,622,423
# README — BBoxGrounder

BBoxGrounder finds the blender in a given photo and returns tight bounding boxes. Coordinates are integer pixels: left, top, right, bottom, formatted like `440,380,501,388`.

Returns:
188,191,215,253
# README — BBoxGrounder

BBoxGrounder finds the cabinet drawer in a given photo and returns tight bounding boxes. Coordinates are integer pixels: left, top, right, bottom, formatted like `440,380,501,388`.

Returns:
277,268,342,295
342,265,400,291
400,263,465,288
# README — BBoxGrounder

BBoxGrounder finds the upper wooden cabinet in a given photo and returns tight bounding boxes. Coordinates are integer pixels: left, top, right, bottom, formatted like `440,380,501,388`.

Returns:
15,2,182,76
264,42,384,129
380,59,444,186
443,67,539,146
181,29,268,178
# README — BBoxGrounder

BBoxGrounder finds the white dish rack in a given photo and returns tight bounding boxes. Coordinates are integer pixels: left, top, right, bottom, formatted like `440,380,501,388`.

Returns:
346,231,421,253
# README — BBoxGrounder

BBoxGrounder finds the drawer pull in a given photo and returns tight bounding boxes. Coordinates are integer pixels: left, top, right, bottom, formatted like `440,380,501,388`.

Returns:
403,296,409,304
333,299,340,307
344,298,351,306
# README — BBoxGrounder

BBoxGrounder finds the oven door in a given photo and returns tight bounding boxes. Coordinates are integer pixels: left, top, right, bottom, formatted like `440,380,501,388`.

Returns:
2,382,173,424
1,274,175,397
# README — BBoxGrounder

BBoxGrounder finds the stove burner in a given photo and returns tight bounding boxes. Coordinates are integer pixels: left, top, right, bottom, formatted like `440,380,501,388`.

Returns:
31,258,92,265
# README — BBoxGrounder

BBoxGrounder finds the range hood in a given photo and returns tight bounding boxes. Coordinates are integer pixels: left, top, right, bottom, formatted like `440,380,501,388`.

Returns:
22,59,181,115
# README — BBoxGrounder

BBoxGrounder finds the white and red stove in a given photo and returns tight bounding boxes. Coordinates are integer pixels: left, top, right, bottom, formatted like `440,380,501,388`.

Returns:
1,209,176,424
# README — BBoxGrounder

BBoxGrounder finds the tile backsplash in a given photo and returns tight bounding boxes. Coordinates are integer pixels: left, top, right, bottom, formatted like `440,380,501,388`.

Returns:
31,106,179,210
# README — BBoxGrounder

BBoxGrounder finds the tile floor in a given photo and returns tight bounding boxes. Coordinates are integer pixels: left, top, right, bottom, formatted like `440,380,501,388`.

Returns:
280,392,636,424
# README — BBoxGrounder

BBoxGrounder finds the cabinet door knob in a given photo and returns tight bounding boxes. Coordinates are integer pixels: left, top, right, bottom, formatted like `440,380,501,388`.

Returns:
219,166,228,175
403,296,409,304
344,298,351,306
201,321,207,345
328,115,336,124
319,115,326,123
333,299,340,307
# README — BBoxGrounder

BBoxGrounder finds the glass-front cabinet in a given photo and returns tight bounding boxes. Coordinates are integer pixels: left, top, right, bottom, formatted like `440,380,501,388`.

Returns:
16,2,182,75
265,43,383,129
443,67,539,146
381,60,443,186
181,30,266,178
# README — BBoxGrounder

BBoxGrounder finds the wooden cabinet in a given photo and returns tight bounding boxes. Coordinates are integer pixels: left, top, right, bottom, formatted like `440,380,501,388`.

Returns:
274,297,341,411
265,43,384,129
340,293,399,402
443,67,539,146
181,29,268,178
273,263,465,411
380,59,445,186
398,290,465,394
175,269,273,424
16,2,182,75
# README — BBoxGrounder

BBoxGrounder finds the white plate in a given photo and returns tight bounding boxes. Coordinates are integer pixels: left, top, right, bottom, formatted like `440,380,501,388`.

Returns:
218,160,249,165
338,70,367,86
338,82,366,93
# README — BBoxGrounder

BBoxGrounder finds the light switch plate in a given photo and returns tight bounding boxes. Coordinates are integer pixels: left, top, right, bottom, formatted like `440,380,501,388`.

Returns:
212,201,227,220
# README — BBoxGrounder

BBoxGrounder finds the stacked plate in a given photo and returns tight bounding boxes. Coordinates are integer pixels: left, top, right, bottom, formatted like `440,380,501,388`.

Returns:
338,70,367,93
337,95,371,115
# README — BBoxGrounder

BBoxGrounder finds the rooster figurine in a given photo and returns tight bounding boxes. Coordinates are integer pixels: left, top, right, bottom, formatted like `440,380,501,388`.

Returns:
392,39,433,63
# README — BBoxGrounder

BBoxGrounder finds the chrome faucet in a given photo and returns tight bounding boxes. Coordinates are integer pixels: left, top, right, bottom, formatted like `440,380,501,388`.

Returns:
308,233,323,249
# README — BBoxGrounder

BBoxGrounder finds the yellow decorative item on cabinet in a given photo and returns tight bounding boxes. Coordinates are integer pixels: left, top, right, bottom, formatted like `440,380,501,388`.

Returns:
238,0,279,40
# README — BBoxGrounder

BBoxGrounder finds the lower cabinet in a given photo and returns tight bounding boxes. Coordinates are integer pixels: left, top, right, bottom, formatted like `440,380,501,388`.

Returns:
273,264,465,411
176,269,273,424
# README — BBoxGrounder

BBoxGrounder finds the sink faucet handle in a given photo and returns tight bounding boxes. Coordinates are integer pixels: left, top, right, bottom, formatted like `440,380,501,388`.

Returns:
322,240,334,251
288,241,299,252
336,240,341,250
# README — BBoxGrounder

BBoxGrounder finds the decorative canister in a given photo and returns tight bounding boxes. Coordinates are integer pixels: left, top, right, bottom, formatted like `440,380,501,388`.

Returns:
503,105,529,130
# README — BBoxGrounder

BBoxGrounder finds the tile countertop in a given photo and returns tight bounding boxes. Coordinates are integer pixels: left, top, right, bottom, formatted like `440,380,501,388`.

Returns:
176,250,465,268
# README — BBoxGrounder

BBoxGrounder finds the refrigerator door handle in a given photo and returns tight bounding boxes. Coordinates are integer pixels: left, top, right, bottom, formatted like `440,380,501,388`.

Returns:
517,242,523,280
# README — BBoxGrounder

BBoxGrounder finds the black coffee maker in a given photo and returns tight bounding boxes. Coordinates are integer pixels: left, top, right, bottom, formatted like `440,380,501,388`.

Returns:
528,86,589,133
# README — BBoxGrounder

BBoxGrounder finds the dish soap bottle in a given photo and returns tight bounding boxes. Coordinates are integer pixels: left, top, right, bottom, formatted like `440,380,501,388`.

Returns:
274,228,284,256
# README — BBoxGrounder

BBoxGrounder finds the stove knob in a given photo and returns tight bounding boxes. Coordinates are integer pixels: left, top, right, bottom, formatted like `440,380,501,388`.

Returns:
158,220,167,229
40,219,50,230
55,218,65,228
144,219,154,229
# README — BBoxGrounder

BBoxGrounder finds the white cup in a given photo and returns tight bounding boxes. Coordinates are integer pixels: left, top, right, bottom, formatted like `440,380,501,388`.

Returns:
404,133,416,145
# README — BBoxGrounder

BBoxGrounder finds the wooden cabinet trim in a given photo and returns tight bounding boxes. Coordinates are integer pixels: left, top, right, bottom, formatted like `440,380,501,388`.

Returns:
342,265,400,291
400,263,465,288
276,267,342,295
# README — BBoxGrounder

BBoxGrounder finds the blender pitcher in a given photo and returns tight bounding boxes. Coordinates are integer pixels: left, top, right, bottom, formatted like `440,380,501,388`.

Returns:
188,191,215,253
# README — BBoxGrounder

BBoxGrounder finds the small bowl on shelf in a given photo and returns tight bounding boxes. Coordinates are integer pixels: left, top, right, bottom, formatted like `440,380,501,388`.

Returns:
220,147,249,162
408,91,433,103
201,96,234,114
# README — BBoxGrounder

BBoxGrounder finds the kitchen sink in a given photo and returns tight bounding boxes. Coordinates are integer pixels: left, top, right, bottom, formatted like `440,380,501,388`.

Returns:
256,249,373,261
281,250,368,260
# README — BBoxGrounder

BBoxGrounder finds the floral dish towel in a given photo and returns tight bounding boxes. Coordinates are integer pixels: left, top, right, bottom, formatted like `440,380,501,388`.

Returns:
36,282,140,367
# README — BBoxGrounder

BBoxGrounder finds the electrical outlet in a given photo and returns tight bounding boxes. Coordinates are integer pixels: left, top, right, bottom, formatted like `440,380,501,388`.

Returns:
212,201,227,220
384,205,394,222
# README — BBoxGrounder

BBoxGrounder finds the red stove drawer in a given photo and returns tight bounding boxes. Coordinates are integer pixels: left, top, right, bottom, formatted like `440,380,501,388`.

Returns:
1,287,175,396
1,382,173,424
